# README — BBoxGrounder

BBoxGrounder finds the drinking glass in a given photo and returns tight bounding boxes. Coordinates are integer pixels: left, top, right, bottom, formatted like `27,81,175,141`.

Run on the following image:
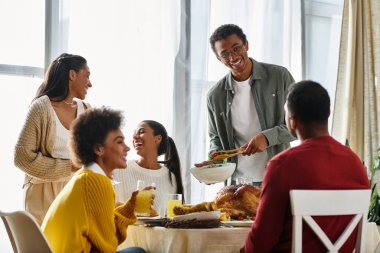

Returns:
244,177,253,185
235,177,245,185
135,180,154,216
166,193,182,218
235,177,253,185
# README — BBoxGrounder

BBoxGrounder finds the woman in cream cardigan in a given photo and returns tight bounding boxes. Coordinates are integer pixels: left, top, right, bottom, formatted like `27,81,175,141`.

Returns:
42,107,147,253
14,53,92,225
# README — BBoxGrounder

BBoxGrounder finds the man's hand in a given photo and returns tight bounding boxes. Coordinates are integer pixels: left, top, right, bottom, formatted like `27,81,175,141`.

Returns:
241,133,269,156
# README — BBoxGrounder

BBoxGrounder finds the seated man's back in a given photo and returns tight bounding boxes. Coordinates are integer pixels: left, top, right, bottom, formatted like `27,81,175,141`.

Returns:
243,80,370,253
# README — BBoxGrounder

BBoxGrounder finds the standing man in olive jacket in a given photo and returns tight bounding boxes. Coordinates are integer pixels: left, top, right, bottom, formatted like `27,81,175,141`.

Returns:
196,24,295,185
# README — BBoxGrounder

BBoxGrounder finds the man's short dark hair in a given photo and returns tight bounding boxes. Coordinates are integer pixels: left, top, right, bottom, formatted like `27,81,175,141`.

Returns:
69,107,124,167
209,24,247,54
287,80,330,124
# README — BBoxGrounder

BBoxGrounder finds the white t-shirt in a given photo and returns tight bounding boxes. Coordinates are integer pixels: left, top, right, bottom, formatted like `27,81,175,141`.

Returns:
51,100,85,159
113,160,177,217
231,77,268,182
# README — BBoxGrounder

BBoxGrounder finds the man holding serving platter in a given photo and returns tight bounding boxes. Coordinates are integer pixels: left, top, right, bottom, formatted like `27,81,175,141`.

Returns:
195,24,295,185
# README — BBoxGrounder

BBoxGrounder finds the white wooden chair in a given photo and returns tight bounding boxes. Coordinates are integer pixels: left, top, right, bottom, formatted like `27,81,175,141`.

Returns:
290,190,371,253
375,242,380,253
0,210,53,253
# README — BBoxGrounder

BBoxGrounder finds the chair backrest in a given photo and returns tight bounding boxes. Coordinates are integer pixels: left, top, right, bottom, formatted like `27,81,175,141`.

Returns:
289,189,371,253
0,210,53,253
375,242,380,253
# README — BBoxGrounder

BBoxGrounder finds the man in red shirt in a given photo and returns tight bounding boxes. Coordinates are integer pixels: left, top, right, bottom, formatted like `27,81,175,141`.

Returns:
242,80,370,253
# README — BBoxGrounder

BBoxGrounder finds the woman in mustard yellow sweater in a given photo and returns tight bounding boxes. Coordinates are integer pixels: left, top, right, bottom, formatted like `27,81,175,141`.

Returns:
42,107,148,253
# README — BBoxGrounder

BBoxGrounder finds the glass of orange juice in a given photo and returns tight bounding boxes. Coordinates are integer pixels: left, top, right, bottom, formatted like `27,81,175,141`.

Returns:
135,190,153,215
167,193,182,218
135,180,154,216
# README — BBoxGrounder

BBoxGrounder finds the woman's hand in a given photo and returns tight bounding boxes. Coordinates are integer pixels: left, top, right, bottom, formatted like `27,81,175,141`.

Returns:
130,190,139,206
130,186,156,207
143,186,156,205
115,201,124,207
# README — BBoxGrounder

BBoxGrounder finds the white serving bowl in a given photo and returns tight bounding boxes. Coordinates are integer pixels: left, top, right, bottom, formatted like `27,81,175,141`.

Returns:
190,163,236,184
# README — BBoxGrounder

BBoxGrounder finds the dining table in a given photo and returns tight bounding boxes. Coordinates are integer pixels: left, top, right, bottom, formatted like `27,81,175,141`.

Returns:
118,222,380,253
119,224,249,253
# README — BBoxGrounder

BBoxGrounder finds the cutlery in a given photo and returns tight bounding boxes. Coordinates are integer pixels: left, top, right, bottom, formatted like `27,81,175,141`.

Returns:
211,148,245,161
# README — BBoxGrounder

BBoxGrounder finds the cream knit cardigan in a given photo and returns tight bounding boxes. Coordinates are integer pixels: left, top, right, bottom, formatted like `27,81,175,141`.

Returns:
14,95,89,182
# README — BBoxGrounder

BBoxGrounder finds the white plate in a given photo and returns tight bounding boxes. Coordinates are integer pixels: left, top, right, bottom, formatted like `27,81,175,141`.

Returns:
171,211,221,221
221,220,254,227
137,216,162,220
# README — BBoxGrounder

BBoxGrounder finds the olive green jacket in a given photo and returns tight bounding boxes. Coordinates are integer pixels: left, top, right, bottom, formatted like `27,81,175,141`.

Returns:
207,58,296,165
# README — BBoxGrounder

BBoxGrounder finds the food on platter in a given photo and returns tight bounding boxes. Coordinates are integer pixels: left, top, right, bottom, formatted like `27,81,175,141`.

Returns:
215,184,260,218
173,184,261,219
165,218,221,228
219,212,230,221
209,148,245,161
199,163,225,169
173,202,217,215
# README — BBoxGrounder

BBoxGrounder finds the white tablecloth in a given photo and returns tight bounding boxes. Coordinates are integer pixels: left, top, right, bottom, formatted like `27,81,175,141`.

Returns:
118,222,380,253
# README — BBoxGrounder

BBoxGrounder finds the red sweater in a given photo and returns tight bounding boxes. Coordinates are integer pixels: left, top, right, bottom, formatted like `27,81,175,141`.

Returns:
243,136,370,253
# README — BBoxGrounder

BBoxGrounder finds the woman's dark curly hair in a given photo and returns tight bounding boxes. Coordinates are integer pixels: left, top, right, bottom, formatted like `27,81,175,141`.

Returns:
209,24,247,55
69,107,124,168
34,53,87,102
142,120,184,196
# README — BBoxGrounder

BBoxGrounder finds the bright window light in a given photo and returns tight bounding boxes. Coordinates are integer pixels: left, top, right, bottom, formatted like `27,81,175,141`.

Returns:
0,0,45,67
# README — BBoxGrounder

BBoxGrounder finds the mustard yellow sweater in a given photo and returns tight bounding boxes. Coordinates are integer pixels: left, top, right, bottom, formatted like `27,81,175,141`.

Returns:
42,168,136,253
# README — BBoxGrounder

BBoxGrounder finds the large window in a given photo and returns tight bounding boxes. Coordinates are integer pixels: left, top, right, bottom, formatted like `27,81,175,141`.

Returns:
0,0,45,69
0,0,46,211
65,0,180,159
0,74,42,251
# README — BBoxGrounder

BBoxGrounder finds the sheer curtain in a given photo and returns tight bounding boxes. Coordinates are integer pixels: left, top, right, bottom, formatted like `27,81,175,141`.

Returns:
332,0,380,169
190,0,302,203
65,0,181,162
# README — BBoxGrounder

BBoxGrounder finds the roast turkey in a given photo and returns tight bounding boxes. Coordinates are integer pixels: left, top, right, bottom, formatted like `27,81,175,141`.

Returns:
173,184,261,219
215,184,261,218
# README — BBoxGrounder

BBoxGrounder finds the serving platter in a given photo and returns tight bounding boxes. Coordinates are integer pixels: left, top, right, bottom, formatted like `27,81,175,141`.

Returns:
137,216,162,220
221,220,254,227
171,211,221,221
135,216,168,226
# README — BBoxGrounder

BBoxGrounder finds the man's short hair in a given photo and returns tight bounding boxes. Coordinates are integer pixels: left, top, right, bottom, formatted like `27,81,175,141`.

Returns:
209,24,247,54
287,80,330,124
